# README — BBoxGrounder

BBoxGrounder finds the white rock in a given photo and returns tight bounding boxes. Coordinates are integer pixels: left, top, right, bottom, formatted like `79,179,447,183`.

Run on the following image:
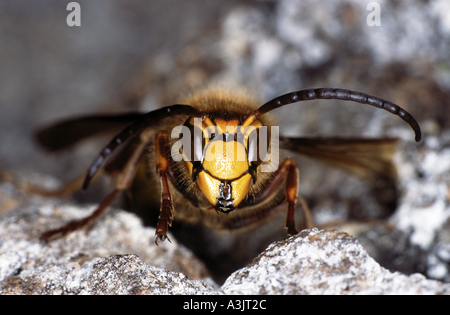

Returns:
221,229,450,295
1,181,449,294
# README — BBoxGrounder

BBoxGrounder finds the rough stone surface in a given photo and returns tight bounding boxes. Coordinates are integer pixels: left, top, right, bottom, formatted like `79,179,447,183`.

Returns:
1,254,214,295
0,180,213,295
222,228,450,295
1,180,450,295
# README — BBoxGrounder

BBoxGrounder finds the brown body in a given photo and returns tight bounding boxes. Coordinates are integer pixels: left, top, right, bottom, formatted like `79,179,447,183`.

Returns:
101,90,302,241
36,87,421,246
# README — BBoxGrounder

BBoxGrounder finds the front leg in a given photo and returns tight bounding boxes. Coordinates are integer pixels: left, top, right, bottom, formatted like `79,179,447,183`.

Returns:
259,158,313,236
154,131,175,245
280,158,311,236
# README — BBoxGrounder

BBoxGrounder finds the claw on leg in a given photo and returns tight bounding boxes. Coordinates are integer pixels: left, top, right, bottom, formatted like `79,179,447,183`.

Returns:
154,131,175,245
154,199,173,245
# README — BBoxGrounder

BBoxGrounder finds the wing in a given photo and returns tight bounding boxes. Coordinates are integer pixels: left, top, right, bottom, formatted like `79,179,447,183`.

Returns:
35,105,201,190
35,112,145,151
280,136,398,182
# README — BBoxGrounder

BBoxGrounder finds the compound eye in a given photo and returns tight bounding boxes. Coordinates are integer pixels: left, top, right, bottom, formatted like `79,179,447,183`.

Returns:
192,125,204,162
247,129,261,166
183,117,205,162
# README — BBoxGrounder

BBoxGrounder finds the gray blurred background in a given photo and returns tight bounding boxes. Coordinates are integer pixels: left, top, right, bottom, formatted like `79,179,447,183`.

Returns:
1,0,450,282
2,0,449,178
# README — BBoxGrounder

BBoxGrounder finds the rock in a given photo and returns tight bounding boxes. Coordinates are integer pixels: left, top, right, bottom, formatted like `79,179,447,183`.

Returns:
221,229,450,295
1,180,449,295
0,180,214,295
1,254,215,295
363,131,450,281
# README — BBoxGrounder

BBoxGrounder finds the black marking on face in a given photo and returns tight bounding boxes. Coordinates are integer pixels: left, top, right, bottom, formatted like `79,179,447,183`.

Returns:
216,181,235,214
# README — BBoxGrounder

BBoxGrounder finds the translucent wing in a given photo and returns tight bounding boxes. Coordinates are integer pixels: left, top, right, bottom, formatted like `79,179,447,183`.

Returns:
35,113,145,151
280,136,399,182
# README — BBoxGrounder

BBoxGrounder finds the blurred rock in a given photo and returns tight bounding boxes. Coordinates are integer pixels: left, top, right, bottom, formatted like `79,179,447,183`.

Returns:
326,130,450,283
392,131,450,251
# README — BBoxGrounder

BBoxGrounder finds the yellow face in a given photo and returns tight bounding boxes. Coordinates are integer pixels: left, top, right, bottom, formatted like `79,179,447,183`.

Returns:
198,139,252,212
184,116,261,213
